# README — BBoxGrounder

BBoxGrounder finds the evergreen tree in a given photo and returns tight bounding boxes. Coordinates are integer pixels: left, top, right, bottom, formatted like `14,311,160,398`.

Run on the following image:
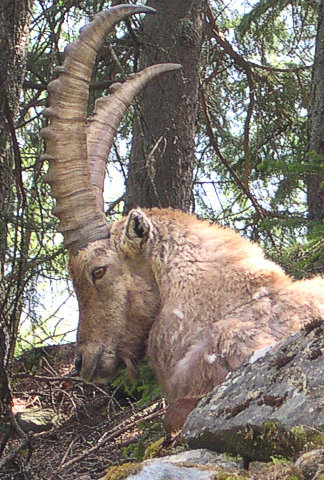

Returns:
307,0,324,223
0,0,34,423
124,0,206,213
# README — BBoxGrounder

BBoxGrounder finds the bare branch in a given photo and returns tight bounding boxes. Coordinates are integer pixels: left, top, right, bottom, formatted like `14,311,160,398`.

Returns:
206,2,255,187
199,81,266,219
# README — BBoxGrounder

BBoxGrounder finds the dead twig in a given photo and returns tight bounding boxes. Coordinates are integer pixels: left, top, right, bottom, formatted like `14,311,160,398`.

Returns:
59,436,79,467
53,404,165,474
206,2,255,188
15,373,81,382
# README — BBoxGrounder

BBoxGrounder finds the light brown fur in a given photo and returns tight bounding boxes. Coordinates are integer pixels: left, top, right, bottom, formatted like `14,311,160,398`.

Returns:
70,208,324,430
42,6,324,432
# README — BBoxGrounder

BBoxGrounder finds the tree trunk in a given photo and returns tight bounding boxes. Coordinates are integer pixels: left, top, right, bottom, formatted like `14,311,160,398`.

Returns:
0,0,33,418
124,0,205,213
306,0,324,222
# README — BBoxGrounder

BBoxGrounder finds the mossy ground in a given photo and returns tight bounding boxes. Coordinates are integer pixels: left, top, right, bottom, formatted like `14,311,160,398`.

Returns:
212,471,249,480
103,462,142,480
237,421,324,461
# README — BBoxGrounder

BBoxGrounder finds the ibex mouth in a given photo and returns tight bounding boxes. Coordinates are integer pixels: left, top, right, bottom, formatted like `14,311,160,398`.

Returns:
77,345,123,385
77,346,140,385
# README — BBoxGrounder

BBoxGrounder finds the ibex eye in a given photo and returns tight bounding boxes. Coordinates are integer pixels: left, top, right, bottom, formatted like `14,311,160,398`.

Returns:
92,266,106,282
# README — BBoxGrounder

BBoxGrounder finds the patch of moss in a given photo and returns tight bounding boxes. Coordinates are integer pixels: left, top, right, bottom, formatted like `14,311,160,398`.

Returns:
223,452,244,462
212,470,248,480
262,462,302,480
143,437,165,460
250,458,303,479
236,421,324,461
103,462,142,480
143,435,189,460
122,418,165,461
305,432,324,450
236,421,294,460
290,425,324,452
290,426,307,444
270,455,291,464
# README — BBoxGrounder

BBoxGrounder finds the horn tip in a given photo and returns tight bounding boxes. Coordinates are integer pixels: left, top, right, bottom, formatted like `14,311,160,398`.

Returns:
167,63,183,71
137,5,157,15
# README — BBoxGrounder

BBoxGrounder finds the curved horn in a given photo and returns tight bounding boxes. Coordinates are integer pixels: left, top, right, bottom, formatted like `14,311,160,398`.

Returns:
87,63,182,211
41,5,157,255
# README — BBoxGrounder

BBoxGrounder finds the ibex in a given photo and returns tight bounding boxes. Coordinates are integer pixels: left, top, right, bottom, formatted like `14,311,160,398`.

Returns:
41,5,324,432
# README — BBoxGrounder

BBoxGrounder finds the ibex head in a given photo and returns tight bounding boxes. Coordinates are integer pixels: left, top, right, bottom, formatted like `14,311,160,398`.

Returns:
69,210,161,384
41,5,180,384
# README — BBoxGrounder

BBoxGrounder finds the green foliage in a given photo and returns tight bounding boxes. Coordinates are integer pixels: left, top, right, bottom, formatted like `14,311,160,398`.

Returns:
122,419,165,462
109,362,164,463
266,223,324,278
111,360,162,406
197,0,324,280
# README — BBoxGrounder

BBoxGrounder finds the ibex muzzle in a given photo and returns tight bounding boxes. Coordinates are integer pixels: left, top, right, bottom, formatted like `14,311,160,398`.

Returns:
42,6,324,431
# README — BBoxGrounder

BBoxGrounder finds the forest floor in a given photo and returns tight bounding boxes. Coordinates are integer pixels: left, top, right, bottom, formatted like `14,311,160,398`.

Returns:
0,344,169,480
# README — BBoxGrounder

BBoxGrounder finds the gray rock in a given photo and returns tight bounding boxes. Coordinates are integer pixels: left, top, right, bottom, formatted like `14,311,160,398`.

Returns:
183,320,324,461
16,407,61,433
128,463,215,480
126,449,244,479
157,448,244,469
104,447,324,479
295,448,324,479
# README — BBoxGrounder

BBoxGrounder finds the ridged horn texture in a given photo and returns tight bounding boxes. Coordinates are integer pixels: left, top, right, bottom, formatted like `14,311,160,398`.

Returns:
87,63,182,211
40,5,157,256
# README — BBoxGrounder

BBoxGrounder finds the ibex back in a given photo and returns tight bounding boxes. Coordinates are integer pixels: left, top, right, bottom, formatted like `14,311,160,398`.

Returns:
41,5,324,431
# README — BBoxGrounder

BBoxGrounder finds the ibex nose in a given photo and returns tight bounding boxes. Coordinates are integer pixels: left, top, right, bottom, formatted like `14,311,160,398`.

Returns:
75,353,82,374
74,346,104,383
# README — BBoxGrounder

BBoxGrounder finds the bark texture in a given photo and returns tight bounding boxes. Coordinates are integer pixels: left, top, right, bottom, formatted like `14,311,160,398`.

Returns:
0,0,33,417
124,0,205,213
307,0,324,221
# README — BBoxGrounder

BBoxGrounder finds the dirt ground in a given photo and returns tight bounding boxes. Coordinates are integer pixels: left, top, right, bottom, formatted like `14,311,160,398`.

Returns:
0,344,166,480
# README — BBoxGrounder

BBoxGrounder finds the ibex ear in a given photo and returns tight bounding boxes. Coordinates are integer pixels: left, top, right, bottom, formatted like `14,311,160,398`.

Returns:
122,209,152,253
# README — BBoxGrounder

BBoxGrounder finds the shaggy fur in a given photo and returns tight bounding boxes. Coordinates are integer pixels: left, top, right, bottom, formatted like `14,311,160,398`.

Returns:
70,208,324,430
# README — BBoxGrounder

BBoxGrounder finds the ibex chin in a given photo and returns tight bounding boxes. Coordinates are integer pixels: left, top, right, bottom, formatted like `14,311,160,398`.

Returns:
41,5,324,432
